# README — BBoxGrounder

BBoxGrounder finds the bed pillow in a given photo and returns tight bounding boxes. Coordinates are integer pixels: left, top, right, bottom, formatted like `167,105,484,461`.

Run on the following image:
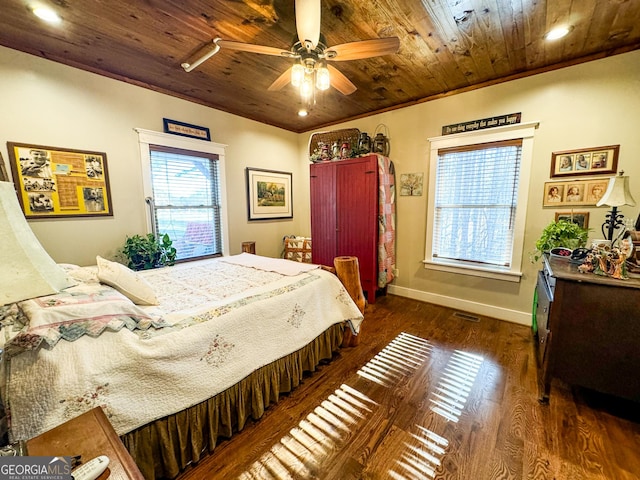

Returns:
96,256,159,306
59,263,100,284
5,284,168,357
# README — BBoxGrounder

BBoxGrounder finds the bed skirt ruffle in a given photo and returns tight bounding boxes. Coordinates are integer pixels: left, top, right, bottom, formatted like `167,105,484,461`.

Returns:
121,323,344,479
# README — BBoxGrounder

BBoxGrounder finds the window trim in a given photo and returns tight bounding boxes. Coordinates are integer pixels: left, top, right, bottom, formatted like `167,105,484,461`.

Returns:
135,128,230,257
424,122,539,282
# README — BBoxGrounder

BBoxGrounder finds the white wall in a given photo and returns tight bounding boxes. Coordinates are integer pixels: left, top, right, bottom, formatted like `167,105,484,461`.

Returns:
302,50,640,324
0,46,307,265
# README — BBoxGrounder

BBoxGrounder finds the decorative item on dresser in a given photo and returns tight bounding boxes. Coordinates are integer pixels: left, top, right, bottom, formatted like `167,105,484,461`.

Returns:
310,153,396,303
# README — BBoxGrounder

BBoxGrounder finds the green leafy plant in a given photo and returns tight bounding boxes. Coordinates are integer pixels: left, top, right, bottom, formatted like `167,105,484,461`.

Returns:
121,233,177,271
531,220,589,262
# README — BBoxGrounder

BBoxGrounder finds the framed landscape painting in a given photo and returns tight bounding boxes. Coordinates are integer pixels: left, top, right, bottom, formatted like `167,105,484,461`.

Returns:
245,167,292,221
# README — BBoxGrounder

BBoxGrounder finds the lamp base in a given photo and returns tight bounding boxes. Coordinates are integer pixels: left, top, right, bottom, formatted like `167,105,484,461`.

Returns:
601,206,626,245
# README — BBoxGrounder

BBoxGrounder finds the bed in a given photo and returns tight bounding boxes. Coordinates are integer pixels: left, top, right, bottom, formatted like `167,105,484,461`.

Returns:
0,253,363,479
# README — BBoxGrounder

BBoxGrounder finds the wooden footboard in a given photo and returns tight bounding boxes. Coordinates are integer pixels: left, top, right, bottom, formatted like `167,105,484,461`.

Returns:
333,256,365,347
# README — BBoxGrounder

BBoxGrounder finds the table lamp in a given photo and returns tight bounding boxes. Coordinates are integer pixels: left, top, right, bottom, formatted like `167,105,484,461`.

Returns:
596,171,636,244
0,182,74,305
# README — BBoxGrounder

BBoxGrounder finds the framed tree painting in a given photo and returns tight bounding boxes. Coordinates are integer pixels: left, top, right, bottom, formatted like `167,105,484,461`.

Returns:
245,167,292,220
7,142,113,218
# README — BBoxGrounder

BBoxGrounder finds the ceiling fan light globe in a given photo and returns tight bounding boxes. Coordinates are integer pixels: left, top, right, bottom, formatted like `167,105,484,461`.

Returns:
316,66,330,91
291,64,304,87
301,76,314,98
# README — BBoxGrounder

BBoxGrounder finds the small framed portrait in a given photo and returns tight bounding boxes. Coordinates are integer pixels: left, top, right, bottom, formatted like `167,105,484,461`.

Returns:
557,154,574,172
585,180,609,204
555,211,589,229
564,184,584,203
545,184,564,204
574,153,591,171
550,145,618,178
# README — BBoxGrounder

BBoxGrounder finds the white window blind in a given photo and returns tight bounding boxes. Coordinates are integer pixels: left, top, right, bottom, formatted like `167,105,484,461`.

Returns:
149,145,223,261
432,139,522,269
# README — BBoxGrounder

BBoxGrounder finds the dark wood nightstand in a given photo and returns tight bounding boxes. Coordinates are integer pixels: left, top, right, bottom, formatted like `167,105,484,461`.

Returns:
26,407,144,480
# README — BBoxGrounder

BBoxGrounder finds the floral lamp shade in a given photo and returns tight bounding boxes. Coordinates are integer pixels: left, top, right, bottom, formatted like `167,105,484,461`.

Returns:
0,182,74,305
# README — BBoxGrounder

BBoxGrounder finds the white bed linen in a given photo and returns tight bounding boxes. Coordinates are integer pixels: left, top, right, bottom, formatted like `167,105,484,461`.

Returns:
4,255,363,440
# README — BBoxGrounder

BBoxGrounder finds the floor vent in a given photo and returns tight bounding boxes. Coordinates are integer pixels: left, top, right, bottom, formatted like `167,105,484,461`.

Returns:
453,312,480,322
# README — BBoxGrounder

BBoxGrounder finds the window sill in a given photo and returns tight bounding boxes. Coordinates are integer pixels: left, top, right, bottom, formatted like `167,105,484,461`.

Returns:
422,259,522,283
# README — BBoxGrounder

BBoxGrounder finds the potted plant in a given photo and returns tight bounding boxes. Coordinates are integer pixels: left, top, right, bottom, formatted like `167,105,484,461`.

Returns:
531,220,589,262
120,233,177,270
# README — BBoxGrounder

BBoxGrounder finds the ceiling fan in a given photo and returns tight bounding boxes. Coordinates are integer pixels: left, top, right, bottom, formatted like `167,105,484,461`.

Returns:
181,0,400,98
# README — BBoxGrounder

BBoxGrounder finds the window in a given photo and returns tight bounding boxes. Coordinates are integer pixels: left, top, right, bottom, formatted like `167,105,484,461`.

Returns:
424,123,538,281
136,129,229,261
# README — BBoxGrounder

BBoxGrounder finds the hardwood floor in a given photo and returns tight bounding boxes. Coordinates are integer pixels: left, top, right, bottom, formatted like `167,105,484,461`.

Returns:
178,294,640,479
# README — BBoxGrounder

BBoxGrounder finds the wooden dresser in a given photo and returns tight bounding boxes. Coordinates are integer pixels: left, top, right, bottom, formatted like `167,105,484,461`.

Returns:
26,407,144,480
535,255,640,403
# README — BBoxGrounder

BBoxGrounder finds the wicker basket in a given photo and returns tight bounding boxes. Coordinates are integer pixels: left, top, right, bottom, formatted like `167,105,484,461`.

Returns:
308,128,361,162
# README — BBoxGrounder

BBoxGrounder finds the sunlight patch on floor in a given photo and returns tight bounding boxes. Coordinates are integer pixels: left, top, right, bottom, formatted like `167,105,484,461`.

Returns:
356,332,432,386
388,349,483,480
389,426,449,480
429,350,483,423
238,332,434,479
238,384,376,480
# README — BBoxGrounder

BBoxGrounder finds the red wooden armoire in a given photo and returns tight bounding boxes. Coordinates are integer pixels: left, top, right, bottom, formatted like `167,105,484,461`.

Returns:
311,154,394,303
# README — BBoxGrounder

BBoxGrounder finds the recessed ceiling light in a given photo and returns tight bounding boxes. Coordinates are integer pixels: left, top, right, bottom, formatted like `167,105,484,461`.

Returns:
545,26,571,41
32,7,61,24
298,109,308,117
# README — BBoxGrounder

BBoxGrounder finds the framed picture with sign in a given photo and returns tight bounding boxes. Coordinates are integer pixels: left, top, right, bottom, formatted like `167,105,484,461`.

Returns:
6,142,113,218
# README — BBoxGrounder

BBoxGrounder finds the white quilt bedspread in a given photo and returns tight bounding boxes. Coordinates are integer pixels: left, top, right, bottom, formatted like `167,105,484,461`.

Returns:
5,256,363,440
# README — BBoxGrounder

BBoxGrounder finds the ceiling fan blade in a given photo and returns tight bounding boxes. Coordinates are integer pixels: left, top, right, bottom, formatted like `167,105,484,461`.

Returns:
326,37,400,61
268,67,292,91
327,65,357,95
217,39,290,57
295,0,321,49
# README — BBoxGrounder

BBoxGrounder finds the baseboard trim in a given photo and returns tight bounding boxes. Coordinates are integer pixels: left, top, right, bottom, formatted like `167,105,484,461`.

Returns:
386,285,532,326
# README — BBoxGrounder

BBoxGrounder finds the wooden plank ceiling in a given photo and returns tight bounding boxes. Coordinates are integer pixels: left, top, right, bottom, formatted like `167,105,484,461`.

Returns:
1,0,639,133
